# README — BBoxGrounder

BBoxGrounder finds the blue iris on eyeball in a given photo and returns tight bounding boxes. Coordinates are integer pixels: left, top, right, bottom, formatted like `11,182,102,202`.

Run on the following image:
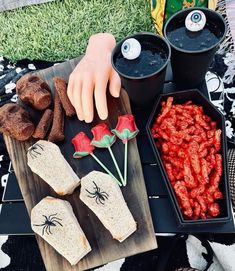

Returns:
121,38,141,60
185,10,206,32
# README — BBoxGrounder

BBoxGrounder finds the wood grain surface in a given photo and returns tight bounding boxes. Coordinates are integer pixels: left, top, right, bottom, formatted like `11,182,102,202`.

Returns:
4,57,157,271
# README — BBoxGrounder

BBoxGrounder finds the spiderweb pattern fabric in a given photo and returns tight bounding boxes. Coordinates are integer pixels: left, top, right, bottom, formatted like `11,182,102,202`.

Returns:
216,0,234,53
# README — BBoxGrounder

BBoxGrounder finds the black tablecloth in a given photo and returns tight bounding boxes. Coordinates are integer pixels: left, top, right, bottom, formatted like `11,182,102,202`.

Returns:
1,24,235,269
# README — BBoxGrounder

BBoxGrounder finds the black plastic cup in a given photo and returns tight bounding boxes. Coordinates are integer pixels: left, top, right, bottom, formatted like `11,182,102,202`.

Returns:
164,7,226,89
111,32,171,107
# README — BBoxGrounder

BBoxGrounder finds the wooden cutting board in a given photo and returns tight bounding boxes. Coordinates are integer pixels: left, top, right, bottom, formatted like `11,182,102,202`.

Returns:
4,57,157,271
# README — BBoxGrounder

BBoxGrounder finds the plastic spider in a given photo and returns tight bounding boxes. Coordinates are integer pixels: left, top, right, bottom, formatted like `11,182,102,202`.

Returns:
86,181,109,205
27,143,44,159
33,213,63,235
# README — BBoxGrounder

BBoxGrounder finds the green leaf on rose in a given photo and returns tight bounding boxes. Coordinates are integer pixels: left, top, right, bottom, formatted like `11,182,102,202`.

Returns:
73,151,90,158
112,128,139,142
91,134,116,148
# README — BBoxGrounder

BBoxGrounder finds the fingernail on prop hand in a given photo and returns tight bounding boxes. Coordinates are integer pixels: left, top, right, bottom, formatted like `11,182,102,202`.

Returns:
72,132,122,186
67,33,121,123
90,123,124,185
112,114,139,186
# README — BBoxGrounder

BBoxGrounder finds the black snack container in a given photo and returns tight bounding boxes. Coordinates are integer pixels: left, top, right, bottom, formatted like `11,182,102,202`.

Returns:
146,89,232,227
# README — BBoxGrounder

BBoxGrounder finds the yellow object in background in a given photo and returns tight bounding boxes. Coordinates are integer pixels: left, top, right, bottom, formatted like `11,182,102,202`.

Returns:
150,0,218,35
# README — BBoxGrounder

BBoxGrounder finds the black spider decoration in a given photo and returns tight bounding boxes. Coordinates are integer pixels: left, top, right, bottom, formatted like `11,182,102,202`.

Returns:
28,143,44,159
86,181,109,205
33,213,63,235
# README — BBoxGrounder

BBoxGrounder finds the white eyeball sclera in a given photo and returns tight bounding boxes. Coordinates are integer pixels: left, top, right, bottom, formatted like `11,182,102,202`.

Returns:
121,38,141,60
185,10,206,32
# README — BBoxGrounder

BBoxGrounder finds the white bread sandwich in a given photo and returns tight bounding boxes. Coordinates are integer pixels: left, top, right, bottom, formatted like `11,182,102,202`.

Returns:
80,171,137,242
27,140,80,195
31,196,91,265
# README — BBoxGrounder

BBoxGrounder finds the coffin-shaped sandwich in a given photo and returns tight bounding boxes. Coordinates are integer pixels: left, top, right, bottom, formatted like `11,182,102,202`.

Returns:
80,171,137,242
27,140,80,195
31,196,91,265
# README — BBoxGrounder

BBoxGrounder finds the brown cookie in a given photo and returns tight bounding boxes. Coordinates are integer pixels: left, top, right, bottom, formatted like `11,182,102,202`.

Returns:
53,77,75,117
48,91,65,142
32,109,53,139
0,103,35,141
16,74,52,110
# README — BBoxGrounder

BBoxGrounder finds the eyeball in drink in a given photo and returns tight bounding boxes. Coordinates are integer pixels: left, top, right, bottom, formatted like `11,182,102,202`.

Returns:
164,7,226,88
111,32,171,107
115,37,168,78
166,9,221,51
185,10,206,32
121,38,141,60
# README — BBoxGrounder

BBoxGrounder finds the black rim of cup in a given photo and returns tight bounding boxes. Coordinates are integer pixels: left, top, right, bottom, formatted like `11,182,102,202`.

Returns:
163,7,227,54
111,32,171,80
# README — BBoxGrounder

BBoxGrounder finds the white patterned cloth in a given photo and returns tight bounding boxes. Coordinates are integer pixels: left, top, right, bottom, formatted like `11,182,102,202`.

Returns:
0,236,10,269
187,235,235,271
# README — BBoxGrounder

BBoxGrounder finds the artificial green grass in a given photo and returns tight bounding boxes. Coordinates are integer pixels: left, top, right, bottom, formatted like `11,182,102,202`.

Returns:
0,0,154,62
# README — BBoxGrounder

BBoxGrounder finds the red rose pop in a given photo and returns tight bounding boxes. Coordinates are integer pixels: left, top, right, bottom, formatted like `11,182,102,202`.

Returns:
112,114,139,143
72,132,95,158
112,114,139,185
91,123,116,147
91,123,124,184
72,132,122,186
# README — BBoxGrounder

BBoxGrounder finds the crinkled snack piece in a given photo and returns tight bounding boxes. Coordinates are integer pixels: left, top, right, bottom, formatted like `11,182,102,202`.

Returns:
0,103,34,141
16,74,52,110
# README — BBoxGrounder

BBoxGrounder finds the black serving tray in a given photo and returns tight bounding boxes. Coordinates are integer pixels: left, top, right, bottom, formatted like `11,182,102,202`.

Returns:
146,89,232,227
